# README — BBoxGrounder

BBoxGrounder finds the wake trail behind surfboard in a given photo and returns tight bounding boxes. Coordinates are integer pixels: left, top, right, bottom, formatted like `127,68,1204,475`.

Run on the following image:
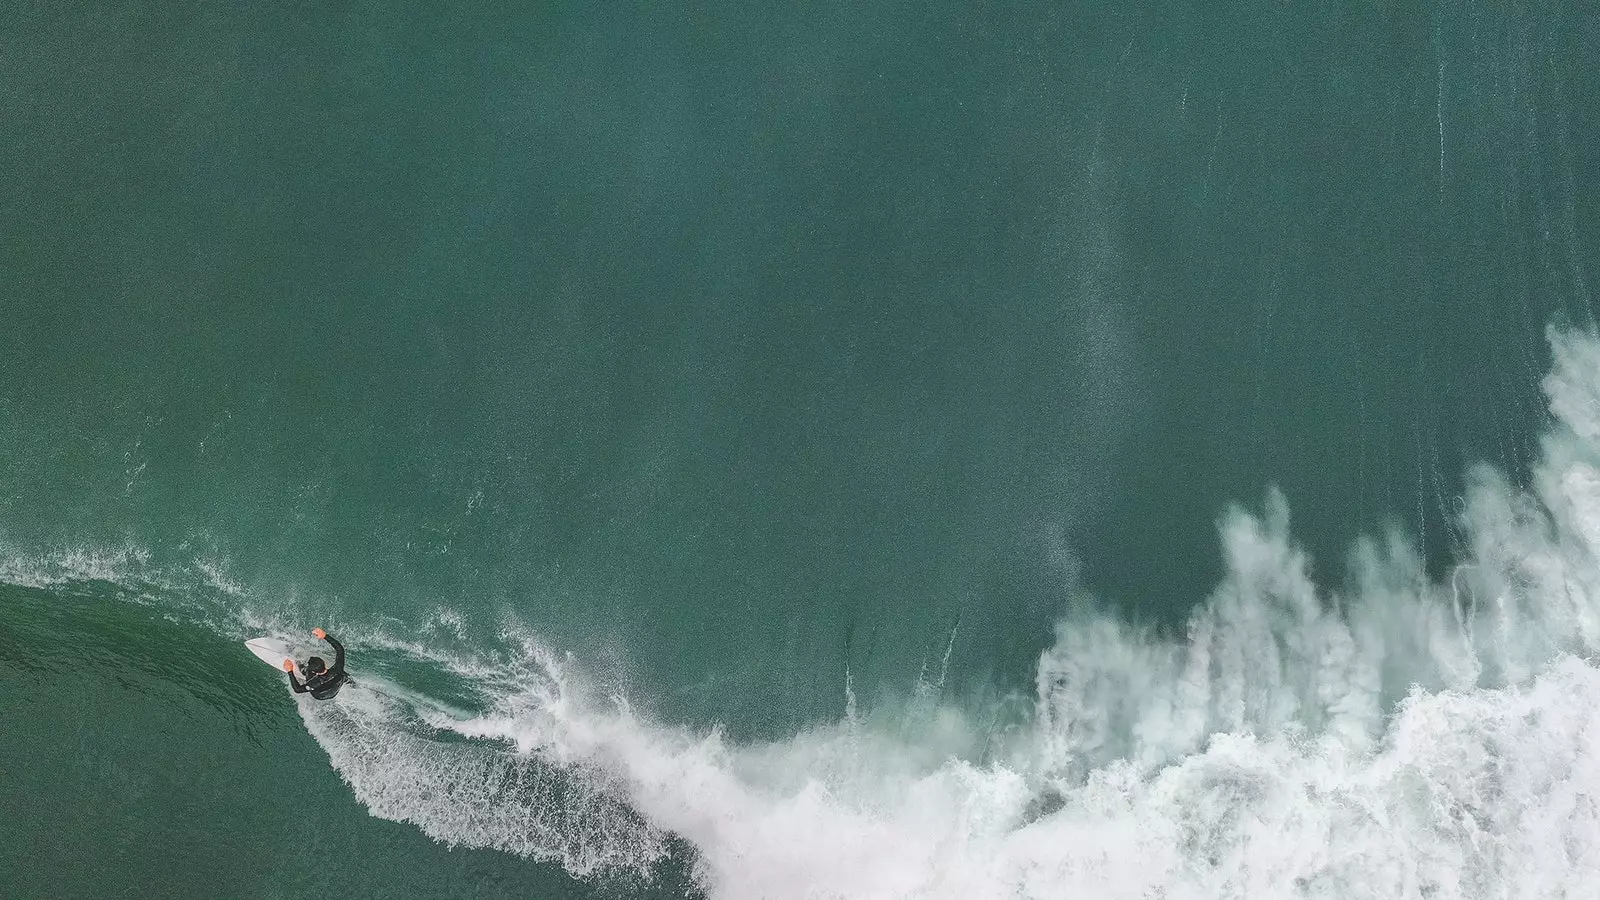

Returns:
341,674,480,725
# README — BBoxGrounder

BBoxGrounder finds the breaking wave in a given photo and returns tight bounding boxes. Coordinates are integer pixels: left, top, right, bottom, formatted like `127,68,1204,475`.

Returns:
284,328,1600,898
13,330,1600,898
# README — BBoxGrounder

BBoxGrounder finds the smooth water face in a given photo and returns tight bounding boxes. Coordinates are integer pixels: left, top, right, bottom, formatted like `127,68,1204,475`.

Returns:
3,1,1599,898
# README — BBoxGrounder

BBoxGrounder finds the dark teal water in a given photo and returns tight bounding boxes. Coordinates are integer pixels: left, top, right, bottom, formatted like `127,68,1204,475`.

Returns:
4,2,1598,898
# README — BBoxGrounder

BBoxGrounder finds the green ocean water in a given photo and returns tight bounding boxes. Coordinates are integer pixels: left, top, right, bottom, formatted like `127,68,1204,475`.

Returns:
4,2,1599,898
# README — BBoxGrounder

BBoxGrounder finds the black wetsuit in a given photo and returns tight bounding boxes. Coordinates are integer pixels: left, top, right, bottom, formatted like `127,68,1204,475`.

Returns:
288,635,348,700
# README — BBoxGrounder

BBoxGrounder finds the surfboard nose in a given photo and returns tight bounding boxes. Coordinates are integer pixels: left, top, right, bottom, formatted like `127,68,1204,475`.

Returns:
244,637,296,669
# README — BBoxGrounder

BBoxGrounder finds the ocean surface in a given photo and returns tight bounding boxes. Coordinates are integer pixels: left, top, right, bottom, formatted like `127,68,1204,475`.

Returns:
4,2,1599,898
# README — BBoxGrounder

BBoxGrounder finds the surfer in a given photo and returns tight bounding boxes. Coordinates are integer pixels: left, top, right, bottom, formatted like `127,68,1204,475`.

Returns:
283,627,348,700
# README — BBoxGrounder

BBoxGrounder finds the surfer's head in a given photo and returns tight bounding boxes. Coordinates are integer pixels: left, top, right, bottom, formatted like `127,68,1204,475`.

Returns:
305,656,327,674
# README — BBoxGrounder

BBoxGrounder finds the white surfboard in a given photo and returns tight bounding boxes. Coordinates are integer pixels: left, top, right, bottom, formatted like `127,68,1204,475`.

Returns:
245,637,295,670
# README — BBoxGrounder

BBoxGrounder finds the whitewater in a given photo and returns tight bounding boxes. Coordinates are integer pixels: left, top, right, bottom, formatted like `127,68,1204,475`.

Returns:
9,327,1600,899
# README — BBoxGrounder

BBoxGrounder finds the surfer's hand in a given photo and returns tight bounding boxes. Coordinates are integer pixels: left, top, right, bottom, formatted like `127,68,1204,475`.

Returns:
313,627,327,639
283,660,296,672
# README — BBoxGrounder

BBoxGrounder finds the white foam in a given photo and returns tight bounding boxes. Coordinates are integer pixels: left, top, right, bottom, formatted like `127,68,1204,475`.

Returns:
356,650,1599,899
298,655,673,879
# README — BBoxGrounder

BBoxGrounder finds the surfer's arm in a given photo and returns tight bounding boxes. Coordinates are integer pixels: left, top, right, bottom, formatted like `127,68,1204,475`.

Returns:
286,667,309,693
324,634,346,675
